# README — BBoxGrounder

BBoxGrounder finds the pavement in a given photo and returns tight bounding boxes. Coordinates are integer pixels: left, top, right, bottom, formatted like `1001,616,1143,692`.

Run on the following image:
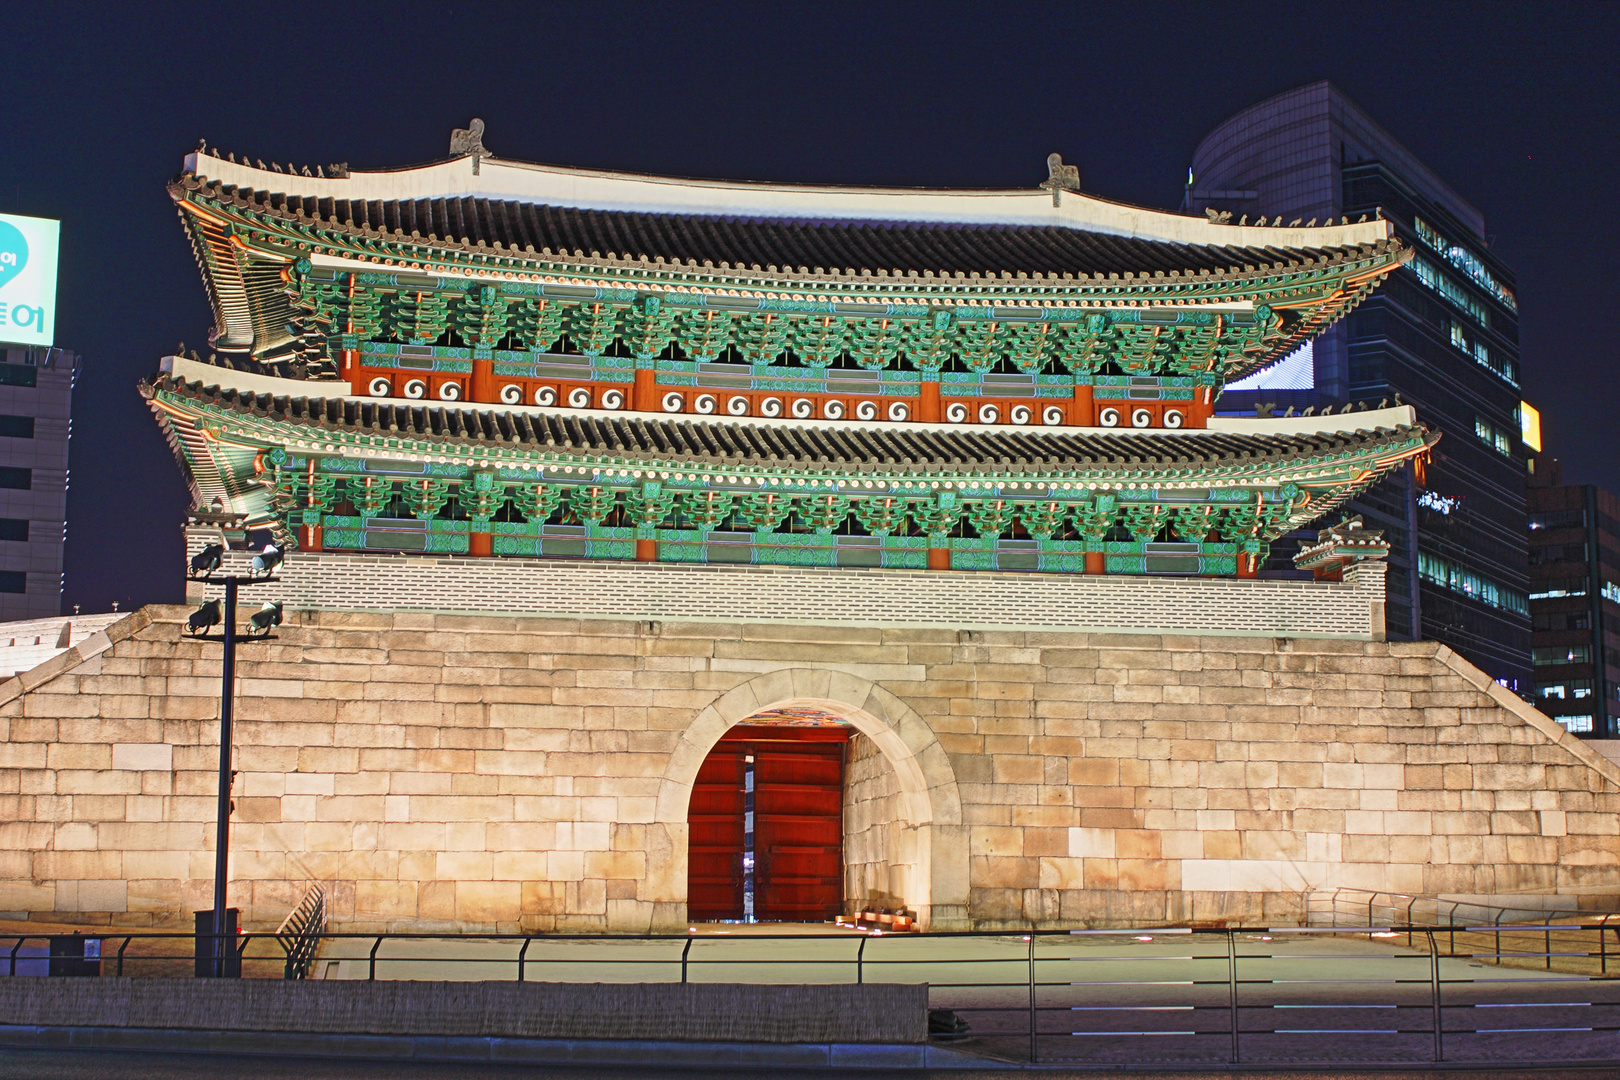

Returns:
4,1047,1620,1079
309,927,1620,1068
4,924,1618,1071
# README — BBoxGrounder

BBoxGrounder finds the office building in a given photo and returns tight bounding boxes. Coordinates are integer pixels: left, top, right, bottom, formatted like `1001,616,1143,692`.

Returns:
0,346,74,620
1526,457,1620,737
1188,81,1531,690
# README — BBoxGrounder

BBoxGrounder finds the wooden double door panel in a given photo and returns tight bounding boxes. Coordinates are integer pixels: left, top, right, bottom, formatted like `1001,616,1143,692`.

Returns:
686,742,747,921
686,727,847,922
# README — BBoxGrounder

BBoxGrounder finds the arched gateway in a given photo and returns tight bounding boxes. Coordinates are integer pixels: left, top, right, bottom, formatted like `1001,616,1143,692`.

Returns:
29,129,1604,940
654,669,967,931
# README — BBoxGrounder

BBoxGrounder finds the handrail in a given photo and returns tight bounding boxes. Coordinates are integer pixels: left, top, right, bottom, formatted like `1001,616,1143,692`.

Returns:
4,924,1620,1067
1308,886,1618,931
274,883,327,980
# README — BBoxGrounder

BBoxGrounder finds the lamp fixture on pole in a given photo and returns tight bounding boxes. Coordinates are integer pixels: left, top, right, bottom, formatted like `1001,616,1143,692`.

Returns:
185,550,281,978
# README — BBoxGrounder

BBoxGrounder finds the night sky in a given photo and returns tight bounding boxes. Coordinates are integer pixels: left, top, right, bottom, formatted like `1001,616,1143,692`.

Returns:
3,3,1615,614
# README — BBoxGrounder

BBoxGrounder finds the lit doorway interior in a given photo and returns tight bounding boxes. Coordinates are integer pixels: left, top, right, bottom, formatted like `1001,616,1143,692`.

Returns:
687,709,851,922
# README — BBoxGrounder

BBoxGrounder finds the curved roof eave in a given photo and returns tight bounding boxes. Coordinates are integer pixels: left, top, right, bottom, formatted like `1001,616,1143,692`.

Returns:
183,150,1394,251
150,357,1426,473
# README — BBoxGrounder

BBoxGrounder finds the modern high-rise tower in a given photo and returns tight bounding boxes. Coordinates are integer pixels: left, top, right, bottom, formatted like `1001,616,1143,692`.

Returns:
1188,81,1531,689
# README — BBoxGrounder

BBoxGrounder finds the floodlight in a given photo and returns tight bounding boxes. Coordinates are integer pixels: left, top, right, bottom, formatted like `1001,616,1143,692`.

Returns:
189,544,224,578
187,599,223,636
251,543,283,577
248,601,283,634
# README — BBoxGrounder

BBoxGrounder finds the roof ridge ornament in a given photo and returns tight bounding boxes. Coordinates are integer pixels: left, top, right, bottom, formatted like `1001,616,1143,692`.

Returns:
450,119,489,174
1041,153,1081,206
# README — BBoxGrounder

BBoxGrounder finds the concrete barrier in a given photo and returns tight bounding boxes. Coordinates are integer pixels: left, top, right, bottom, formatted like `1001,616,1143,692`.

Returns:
0,978,928,1044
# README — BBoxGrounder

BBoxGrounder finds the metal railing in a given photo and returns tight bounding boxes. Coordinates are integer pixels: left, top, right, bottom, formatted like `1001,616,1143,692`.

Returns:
274,884,326,980
1309,887,1620,975
5,924,1620,1066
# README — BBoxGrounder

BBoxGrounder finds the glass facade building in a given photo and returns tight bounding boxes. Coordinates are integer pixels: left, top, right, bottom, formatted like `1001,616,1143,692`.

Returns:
1526,457,1620,738
1188,81,1530,690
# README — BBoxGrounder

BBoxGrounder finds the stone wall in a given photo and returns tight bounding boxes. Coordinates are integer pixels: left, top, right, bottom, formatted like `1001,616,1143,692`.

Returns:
842,733,907,914
3,603,1618,932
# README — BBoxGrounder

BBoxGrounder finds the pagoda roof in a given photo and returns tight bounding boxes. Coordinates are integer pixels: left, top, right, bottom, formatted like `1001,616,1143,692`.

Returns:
183,147,1393,260
177,175,1382,283
180,145,1393,249
144,356,1435,547
145,358,1432,475
169,139,1409,394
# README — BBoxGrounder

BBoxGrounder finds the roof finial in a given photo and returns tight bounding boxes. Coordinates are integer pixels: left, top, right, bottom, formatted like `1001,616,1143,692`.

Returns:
1041,153,1081,206
450,118,488,175
450,119,488,158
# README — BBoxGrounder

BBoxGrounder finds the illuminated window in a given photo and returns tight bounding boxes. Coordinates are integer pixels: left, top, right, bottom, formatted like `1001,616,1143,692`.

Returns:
1528,579,1589,600
1474,415,1513,457
1411,254,1493,329
1603,580,1620,605
1538,681,1594,701
1417,551,1528,614
1444,320,1515,384
1558,715,1594,734
1532,645,1593,666
1414,217,1518,312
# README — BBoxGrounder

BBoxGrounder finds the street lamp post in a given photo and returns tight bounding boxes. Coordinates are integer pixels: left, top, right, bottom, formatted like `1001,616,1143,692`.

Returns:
188,542,282,978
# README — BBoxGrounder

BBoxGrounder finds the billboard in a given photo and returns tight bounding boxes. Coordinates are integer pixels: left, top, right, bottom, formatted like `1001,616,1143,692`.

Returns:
0,213,60,347
1520,401,1542,452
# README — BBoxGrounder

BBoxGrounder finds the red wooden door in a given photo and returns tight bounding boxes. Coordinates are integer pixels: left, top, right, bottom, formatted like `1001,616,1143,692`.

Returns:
754,736,846,922
686,742,746,921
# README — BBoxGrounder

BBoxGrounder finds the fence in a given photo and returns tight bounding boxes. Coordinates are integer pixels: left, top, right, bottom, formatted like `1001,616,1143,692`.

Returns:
273,884,326,980
1309,887,1620,976
5,924,1620,1066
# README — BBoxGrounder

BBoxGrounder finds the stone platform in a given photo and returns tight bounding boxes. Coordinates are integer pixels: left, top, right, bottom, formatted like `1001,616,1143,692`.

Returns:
2,595,1617,932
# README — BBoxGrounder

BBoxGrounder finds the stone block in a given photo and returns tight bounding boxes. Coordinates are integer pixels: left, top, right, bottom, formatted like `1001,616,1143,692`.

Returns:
453,880,521,924
108,743,172,773
1069,827,1115,859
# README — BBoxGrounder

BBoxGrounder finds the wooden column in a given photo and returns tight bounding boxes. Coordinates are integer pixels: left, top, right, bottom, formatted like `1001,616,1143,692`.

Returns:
927,547,950,570
1084,551,1105,574
1236,552,1258,578
636,538,658,562
468,531,492,557
470,353,495,403
1185,385,1216,428
1073,382,1094,426
633,368,658,413
918,376,941,423
301,524,323,552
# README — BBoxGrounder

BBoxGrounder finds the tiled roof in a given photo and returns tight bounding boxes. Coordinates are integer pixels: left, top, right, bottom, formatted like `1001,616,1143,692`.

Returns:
179,177,1378,279
146,374,1433,472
